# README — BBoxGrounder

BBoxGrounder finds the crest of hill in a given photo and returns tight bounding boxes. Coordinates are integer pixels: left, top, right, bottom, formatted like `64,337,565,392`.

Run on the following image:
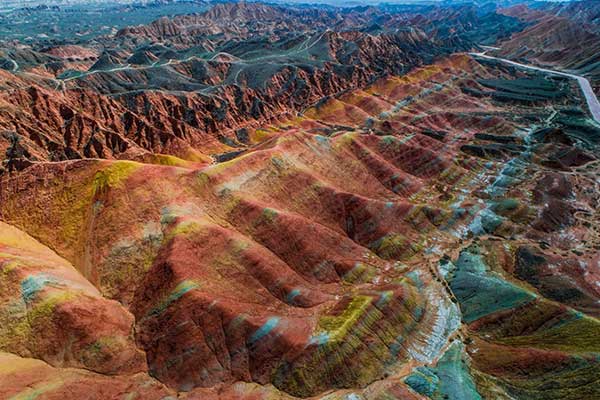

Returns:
201,1,289,22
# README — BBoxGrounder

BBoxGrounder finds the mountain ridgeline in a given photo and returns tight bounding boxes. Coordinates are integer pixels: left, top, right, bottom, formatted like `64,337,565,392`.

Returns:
1,2,600,400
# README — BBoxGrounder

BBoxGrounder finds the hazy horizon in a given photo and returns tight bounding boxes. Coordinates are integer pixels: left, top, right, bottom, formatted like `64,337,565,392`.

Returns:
0,0,577,6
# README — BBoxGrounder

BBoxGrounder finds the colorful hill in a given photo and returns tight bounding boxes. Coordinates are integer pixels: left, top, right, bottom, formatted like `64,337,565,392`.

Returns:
2,50,600,398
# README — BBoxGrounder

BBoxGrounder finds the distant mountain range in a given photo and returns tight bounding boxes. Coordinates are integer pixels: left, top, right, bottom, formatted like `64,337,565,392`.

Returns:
0,0,578,10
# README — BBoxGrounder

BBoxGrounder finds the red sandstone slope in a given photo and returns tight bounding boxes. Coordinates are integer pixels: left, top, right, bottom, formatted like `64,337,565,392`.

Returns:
0,28,452,168
3,1,522,169
498,17,600,66
0,71,225,164
2,53,600,398
0,221,146,375
116,2,332,43
498,1,600,94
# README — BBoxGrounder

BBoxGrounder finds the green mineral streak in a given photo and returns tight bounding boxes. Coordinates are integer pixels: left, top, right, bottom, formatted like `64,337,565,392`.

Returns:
488,198,533,225
164,220,202,242
405,342,482,400
317,295,373,343
2,292,78,350
8,380,63,400
439,165,464,185
28,292,77,324
405,367,440,397
230,239,250,255
261,208,278,223
0,301,28,351
1,258,20,274
196,172,210,189
490,198,519,213
498,315,600,353
483,359,600,400
99,229,164,303
81,336,127,367
272,283,425,397
149,280,199,316
471,370,515,400
86,336,119,355
92,161,140,196
435,342,483,400
150,154,190,168
275,293,403,396
449,248,535,323
342,262,376,284
370,233,421,260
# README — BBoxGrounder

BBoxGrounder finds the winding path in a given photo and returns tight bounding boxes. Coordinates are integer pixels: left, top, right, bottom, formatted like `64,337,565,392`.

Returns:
470,52,600,124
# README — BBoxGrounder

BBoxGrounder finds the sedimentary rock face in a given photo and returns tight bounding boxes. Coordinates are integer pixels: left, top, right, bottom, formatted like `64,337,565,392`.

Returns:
1,1,600,399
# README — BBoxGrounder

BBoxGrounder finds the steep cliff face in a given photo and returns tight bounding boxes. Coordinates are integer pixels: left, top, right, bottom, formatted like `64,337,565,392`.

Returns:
0,72,225,164
0,31,466,167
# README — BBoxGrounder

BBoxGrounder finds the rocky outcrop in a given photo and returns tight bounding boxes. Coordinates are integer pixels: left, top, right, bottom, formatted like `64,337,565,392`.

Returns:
0,221,146,375
0,28,466,166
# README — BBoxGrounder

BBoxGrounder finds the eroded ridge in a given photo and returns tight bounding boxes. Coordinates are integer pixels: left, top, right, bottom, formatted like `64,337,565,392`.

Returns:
1,49,600,400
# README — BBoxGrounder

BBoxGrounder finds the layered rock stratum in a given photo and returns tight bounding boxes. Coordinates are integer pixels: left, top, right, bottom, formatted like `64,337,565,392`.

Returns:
1,1,600,399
